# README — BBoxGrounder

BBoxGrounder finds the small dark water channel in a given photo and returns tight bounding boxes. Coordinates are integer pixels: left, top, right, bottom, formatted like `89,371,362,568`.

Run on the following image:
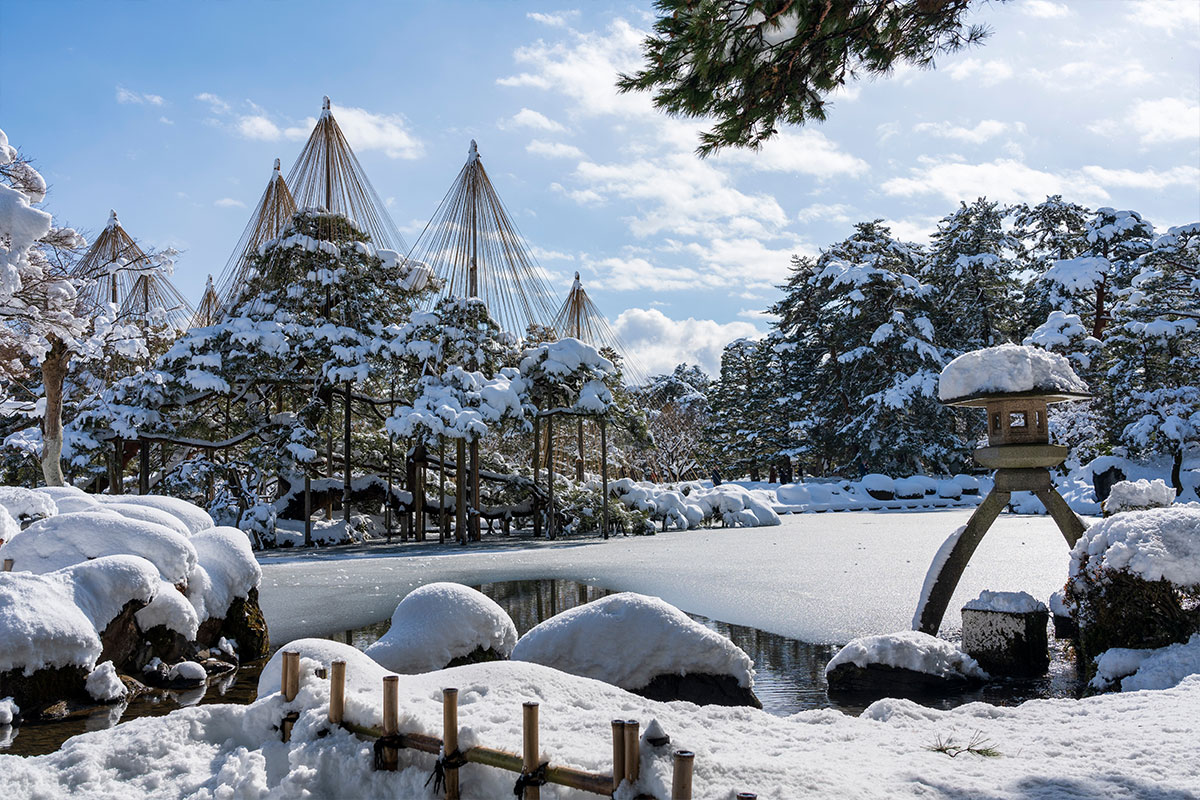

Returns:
2,579,1080,756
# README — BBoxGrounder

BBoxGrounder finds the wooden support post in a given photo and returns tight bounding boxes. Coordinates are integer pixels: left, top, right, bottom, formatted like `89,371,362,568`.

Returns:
402,440,412,542
443,688,460,800
439,437,447,543
112,438,123,495
343,382,353,527
623,719,639,785
324,392,334,521
672,751,695,800
469,439,481,542
455,438,467,545
600,419,609,539
282,650,300,701
386,384,395,541
328,659,346,725
138,440,150,495
381,675,399,771
546,418,555,540
415,445,427,542
611,720,626,793
522,701,540,800
304,474,313,548
532,417,541,539
575,418,584,481
3,559,13,572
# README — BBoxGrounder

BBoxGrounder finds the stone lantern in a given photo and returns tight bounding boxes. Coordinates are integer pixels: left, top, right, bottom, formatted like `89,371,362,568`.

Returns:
914,345,1091,636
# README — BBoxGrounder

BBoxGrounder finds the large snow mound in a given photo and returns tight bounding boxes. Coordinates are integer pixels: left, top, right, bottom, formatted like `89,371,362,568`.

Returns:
938,343,1088,401
97,501,193,537
36,486,100,515
0,486,56,523
1091,633,1200,692
1070,506,1200,588
364,583,517,674
186,527,263,622
0,509,197,584
0,555,159,674
512,592,754,690
1104,479,1176,515
93,494,214,535
826,630,988,680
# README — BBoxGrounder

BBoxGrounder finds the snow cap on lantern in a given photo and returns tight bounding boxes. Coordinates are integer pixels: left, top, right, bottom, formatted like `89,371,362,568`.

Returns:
939,344,1089,450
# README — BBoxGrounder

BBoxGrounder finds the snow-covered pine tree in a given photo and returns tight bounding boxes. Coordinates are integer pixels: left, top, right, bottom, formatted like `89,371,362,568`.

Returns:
1012,195,1091,335
706,338,767,480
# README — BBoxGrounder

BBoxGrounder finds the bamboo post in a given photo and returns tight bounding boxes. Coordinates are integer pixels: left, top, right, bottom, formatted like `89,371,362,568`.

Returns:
381,675,399,770
672,751,694,800
282,651,300,701
3,559,12,572
455,438,467,544
623,719,639,785
546,418,555,540
600,418,609,539
304,474,313,548
522,701,540,800
611,720,626,793
532,416,541,539
443,688,460,800
328,660,346,725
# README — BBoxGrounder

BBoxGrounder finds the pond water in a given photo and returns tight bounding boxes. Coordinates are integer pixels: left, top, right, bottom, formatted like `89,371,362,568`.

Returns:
2,578,1081,756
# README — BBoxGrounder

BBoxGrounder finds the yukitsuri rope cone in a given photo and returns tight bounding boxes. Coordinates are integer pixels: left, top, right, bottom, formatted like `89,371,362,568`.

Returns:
190,275,223,329
213,158,298,311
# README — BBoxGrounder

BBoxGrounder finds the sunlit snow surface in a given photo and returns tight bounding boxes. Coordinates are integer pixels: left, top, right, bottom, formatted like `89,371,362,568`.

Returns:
259,510,1079,646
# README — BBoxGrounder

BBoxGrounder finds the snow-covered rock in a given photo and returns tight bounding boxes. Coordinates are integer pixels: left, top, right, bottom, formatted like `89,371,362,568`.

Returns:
167,661,207,684
98,502,192,537
512,593,754,693
1091,633,1200,692
135,580,201,639
826,630,988,690
0,487,56,524
938,343,1088,401
186,527,262,622
85,661,126,702
93,494,214,535
0,696,16,725
364,583,517,674
1103,478,1176,516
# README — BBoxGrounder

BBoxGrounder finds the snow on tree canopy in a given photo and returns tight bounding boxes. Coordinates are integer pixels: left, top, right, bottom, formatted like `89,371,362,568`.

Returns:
938,343,1088,402
1070,506,1200,588
364,583,518,673
0,555,160,674
511,592,754,690
825,630,988,680
0,509,197,584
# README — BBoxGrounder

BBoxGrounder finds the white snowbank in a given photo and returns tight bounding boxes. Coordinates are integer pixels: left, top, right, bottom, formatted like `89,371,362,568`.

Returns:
1091,634,1200,692
36,487,100,515
135,580,201,638
93,494,214,535
85,661,126,702
610,480,780,530
938,343,1088,401
512,593,754,690
1103,478,1176,515
826,630,988,680
963,590,1047,614
0,509,197,584
1069,506,1200,588
0,506,17,544
186,527,263,621
0,555,159,674
0,486,56,523
364,583,518,674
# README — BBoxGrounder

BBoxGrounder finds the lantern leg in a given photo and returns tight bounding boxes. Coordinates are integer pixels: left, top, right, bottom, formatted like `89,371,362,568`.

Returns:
1033,488,1087,547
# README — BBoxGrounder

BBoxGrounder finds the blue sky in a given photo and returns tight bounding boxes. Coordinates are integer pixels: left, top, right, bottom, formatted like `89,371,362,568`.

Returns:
4,0,1198,375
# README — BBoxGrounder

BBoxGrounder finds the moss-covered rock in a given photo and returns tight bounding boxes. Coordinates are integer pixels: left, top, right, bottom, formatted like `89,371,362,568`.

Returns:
636,672,762,708
98,599,148,671
220,588,270,660
0,664,89,715
445,645,507,669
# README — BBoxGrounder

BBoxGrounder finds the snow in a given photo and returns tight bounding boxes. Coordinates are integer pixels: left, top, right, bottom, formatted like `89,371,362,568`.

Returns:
85,662,126,702
0,509,197,584
0,696,16,725
938,343,1088,401
511,593,754,690
1103,478,1176,515
135,580,200,638
0,506,17,544
93,494,214,535
0,487,57,523
95,501,192,536
0,555,159,674
1091,634,1200,692
35,485,98,515
963,590,1047,614
363,582,518,673
1069,506,1200,588
185,527,262,622
826,630,988,680
167,661,207,682
610,480,780,530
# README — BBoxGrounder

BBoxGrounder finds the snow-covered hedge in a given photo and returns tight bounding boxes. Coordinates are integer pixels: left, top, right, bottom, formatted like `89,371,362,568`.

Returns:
364,583,517,673
609,479,780,530
1103,478,1176,516
1069,506,1200,589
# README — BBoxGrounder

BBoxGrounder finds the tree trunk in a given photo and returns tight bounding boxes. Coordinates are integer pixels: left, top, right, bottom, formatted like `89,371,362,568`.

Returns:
39,337,70,487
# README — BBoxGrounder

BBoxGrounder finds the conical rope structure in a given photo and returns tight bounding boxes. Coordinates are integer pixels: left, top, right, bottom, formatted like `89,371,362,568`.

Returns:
71,210,193,330
191,275,223,329
551,271,644,385
406,140,557,335
214,158,298,311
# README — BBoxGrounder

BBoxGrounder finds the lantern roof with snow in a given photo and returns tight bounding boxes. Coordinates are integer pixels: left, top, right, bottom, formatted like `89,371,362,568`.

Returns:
938,343,1090,408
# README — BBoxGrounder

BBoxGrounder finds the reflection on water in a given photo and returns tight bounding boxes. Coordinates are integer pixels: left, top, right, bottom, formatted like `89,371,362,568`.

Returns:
4,578,1080,756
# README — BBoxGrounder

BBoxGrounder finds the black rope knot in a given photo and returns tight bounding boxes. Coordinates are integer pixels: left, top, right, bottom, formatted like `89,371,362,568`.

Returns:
425,749,469,794
513,762,549,796
372,734,407,770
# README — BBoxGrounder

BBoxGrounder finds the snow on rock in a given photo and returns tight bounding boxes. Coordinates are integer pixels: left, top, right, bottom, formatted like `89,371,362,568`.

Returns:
0,509,197,584
167,661,207,683
260,638,399,730
93,494,214,535
826,631,988,680
512,592,754,690
938,343,1088,401
36,486,99,515
0,696,16,725
135,580,201,639
1104,478,1177,515
0,486,56,523
85,661,126,702
1069,506,1200,588
97,501,192,536
0,506,18,545
963,590,1048,614
1091,633,1200,692
0,555,159,674
364,583,517,674
186,527,262,622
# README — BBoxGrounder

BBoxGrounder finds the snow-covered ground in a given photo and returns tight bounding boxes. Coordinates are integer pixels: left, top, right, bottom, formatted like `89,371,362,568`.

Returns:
258,510,1080,646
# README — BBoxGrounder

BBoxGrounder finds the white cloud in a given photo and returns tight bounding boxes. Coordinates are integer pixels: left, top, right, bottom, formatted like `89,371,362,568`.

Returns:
1031,60,1155,90
195,92,231,114
116,86,164,106
214,197,246,208
236,114,282,141
737,307,779,322
943,58,1014,86
715,130,869,178
1124,97,1200,145
527,11,577,28
583,255,719,292
550,182,605,206
505,108,567,132
530,246,575,262
681,236,807,290
796,203,854,224
912,120,1025,144
881,158,1108,206
1021,0,1069,18
1079,164,1200,189
321,105,424,159
158,116,174,125
526,139,584,159
612,307,761,376
1125,0,1200,34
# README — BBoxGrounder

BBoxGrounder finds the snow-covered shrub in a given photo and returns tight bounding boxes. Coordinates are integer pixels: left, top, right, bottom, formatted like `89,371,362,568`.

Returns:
1103,479,1176,516
365,583,517,673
